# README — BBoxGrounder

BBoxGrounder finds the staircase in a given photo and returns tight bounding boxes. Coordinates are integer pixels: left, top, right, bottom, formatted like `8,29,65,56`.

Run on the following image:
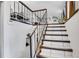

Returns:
36,23,73,58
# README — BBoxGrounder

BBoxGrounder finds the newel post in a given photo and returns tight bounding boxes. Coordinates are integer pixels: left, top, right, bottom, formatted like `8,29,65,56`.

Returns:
26,33,32,58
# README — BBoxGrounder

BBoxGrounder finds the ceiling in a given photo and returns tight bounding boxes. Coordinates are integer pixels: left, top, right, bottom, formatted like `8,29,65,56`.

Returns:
23,1,65,18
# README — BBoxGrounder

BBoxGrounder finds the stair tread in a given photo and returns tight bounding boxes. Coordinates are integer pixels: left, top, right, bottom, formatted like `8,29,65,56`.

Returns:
46,31,67,34
42,41,71,49
45,36,69,41
42,39,70,43
47,28,66,30
48,25,65,26
39,48,73,58
48,26,65,28
44,34,68,36
41,46,73,52
36,54,46,58
47,23,64,25
46,30,67,31
48,24,65,26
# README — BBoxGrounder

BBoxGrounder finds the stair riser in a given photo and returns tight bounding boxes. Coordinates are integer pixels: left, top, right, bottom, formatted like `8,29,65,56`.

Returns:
39,49,73,58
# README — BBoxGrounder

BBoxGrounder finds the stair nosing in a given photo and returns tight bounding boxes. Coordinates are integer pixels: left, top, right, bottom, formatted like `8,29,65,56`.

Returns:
47,26,65,28
46,30,67,31
47,23,65,25
42,39,70,43
44,34,68,36
41,46,73,52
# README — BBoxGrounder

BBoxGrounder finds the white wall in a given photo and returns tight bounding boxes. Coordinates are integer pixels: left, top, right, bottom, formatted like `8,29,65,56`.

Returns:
65,11,79,57
75,1,79,11
0,2,1,58
3,2,34,58
23,1,65,20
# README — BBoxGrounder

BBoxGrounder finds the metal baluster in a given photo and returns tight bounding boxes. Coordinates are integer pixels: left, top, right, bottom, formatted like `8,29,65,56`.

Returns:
31,12,33,24
21,4,23,21
10,3,11,17
28,9,29,22
15,2,18,20
30,11,31,23
28,10,30,22
34,31,36,57
33,12,35,23
23,6,24,22
40,11,41,21
26,8,28,20
32,12,33,24
25,7,26,22
38,25,39,41
18,2,19,13
30,35,32,58
39,11,40,23
14,1,15,18
24,7,25,22
35,12,37,23
10,2,12,22
46,10,47,24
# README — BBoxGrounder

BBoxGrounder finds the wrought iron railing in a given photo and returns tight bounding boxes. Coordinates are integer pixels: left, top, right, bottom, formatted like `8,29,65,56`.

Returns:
26,14,47,57
10,1,47,58
10,1,47,25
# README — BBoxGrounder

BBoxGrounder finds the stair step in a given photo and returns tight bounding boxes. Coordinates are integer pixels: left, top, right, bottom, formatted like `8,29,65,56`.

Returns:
45,36,68,41
48,24,65,26
44,34,68,36
36,54,46,58
47,28,66,30
41,46,73,52
46,30,67,31
46,31,67,34
42,41,71,49
39,49,73,58
47,26,65,28
48,25,65,27
47,23,64,25
42,39,70,43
